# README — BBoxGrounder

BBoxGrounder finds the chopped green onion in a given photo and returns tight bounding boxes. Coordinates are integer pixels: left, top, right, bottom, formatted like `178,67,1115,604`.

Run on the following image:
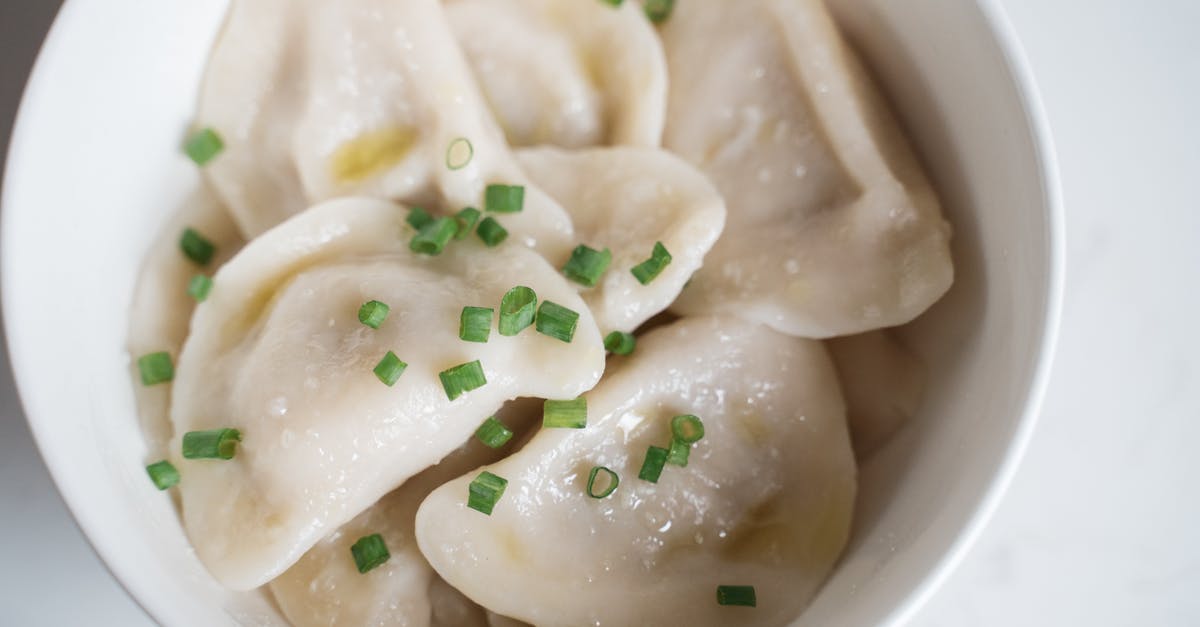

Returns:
604,331,636,355
453,207,481,240
439,360,487,400
535,301,580,343
630,241,672,285
145,460,180,490
562,245,612,287
350,534,390,574
671,414,705,444
543,397,587,429
643,0,676,23
476,217,509,247
499,286,537,336
716,585,757,607
184,127,224,166
666,438,690,467
459,306,493,343
358,300,390,329
586,466,619,498
410,217,458,255
601,0,624,6
182,428,241,460
137,351,174,386
445,137,474,170
187,274,213,302
475,416,513,448
406,206,434,231
485,184,525,213
180,228,216,266
638,445,669,483
467,471,508,515
373,351,408,386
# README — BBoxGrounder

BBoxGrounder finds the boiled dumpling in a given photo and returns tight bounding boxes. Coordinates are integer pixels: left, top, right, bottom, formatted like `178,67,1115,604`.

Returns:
170,197,604,590
516,146,725,333
196,0,575,262
415,316,856,626
827,330,926,459
663,0,954,337
445,0,667,148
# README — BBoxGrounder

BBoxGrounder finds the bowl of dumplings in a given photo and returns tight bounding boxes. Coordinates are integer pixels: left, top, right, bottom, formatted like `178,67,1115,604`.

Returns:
2,0,1061,625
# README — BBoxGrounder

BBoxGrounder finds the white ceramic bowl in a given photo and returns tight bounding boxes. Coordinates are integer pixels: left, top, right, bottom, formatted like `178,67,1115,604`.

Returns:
2,0,1062,625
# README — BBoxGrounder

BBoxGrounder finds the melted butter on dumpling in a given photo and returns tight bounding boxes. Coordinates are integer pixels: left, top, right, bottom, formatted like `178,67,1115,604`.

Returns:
170,198,604,590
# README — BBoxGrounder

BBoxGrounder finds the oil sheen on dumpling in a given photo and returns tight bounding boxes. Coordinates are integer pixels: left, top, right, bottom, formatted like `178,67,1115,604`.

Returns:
664,0,954,338
827,330,926,459
516,147,725,333
415,316,856,626
195,0,574,262
445,0,667,148
170,197,604,590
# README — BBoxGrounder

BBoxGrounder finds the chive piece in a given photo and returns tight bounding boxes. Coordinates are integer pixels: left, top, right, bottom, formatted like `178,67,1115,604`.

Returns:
475,416,513,448
499,286,537,336
182,428,241,460
666,438,690,467
410,217,458,255
630,241,672,285
467,471,508,515
358,300,390,329
643,0,675,23
453,207,481,240
439,360,487,400
485,184,525,213
137,351,174,386
671,414,705,444
602,0,624,5
406,206,434,231
543,397,587,429
180,228,216,266
187,274,213,302
716,585,757,607
535,301,580,343
184,127,224,166
373,351,408,386
350,534,390,574
459,306,493,343
145,460,180,490
562,245,612,287
603,331,636,355
586,466,619,498
638,445,669,483
476,217,509,247
445,137,474,170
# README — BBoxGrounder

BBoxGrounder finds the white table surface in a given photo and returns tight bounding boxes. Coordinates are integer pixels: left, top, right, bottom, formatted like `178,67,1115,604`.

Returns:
2,0,1197,625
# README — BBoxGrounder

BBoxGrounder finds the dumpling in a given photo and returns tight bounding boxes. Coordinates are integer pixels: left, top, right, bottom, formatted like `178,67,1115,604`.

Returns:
445,0,667,148
516,146,726,333
827,331,926,459
415,316,856,626
663,0,954,338
170,197,605,590
196,0,574,262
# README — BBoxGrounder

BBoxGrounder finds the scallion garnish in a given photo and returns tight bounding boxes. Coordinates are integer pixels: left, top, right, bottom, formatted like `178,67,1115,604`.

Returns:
145,460,180,490
666,438,690,467
180,228,216,266
475,416,513,448
460,306,493,343
601,0,624,6
358,300,390,329
637,445,669,483
453,207,481,240
535,301,579,343
671,414,705,444
586,466,619,498
716,585,757,607
184,127,224,166
137,351,174,386
445,137,474,170
485,184,525,213
373,351,408,386
410,217,458,255
350,534,390,573
467,471,508,515
187,274,213,302
562,245,612,287
499,286,536,336
406,206,434,231
476,217,509,247
603,331,636,355
630,241,672,285
643,0,676,23
439,360,487,400
182,428,241,460
543,397,587,429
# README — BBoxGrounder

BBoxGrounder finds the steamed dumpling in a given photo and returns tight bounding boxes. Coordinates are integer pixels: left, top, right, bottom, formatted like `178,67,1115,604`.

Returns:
196,0,574,262
445,0,667,148
827,331,926,459
664,0,954,337
415,316,856,626
516,146,726,333
170,197,604,590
